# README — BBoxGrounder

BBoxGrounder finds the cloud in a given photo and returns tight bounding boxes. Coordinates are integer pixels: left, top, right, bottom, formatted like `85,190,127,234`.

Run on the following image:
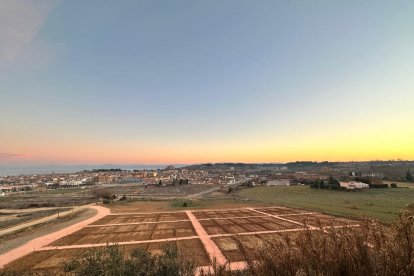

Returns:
0,152,27,159
0,0,56,68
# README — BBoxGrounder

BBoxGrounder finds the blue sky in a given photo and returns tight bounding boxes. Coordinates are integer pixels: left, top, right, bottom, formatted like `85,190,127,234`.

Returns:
1,0,414,164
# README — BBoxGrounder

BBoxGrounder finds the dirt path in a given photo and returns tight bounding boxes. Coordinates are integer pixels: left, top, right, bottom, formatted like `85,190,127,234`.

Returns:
186,211,228,266
0,205,110,268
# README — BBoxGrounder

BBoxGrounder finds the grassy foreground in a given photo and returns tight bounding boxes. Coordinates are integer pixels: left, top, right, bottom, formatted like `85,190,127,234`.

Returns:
237,185,414,222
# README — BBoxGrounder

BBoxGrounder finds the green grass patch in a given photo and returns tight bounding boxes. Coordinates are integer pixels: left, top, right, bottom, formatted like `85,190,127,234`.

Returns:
238,185,414,222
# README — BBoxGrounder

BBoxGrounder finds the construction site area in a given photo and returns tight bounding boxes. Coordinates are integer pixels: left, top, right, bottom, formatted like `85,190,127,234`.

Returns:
1,204,359,274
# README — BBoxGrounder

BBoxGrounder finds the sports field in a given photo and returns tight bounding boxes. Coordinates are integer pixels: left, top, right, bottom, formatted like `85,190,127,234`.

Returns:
3,205,358,274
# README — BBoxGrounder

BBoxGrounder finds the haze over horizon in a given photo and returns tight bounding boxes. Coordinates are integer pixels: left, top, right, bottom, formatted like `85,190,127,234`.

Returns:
1,0,414,165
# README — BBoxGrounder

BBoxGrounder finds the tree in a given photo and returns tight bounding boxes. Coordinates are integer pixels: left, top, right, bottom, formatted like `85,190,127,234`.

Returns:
158,180,162,186
406,170,413,182
319,180,325,189
328,176,340,189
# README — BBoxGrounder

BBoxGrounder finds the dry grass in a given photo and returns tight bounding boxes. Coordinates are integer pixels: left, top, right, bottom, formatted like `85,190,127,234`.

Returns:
200,211,414,276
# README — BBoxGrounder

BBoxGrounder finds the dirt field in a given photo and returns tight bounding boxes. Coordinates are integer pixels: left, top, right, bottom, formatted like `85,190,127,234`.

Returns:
2,204,359,273
91,211,189,225
213,233,286,262
5,239,209,274
108,199,268,213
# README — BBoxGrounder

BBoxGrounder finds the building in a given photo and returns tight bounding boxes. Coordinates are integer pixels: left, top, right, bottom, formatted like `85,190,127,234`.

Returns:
340,181,369,190
266,179,290,186
98,175,114,183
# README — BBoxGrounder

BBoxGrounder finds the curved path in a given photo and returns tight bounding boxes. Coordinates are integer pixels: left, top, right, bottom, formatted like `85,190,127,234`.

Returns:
0,205,110,268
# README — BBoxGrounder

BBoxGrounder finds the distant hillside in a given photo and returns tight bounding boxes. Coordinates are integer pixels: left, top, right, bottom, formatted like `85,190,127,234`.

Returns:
183,163,283,170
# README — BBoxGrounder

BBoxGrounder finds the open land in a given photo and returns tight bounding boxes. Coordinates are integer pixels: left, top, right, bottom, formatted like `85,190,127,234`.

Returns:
0,208,96,255
0,208,70,231
237,185,414,222
2,203,359,274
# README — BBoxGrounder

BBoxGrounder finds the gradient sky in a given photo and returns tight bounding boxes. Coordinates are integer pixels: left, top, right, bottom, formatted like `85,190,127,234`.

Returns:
1,0,414,165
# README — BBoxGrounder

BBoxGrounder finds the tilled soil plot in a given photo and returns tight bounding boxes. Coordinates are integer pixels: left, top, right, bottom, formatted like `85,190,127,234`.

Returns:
201,217,302,235
193,209,258,220
51,220,196,246
91,212,189,225
281,214,358,227
4,238,210,274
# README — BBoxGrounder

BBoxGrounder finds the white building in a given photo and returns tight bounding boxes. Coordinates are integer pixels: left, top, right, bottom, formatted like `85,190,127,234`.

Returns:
340,181,369,190
267,179,290,186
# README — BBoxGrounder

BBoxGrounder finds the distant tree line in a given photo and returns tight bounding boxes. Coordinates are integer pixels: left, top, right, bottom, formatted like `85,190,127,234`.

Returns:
309,176,341,190
172,179,189,186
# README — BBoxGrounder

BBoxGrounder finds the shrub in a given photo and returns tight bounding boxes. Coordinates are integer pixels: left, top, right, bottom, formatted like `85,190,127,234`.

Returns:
102,199,110,204
391,183,398,188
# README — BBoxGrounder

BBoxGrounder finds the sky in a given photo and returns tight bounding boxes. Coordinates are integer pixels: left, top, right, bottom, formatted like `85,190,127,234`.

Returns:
1,0,414,165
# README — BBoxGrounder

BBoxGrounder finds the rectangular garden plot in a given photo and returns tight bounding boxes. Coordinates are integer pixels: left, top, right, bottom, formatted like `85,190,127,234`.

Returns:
200,217,302,236
281,214,358,227
193,209,260,220
51,221,196,246
90,212,189,225
212,235,267,262
4,238,209,274
212,232,304,262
